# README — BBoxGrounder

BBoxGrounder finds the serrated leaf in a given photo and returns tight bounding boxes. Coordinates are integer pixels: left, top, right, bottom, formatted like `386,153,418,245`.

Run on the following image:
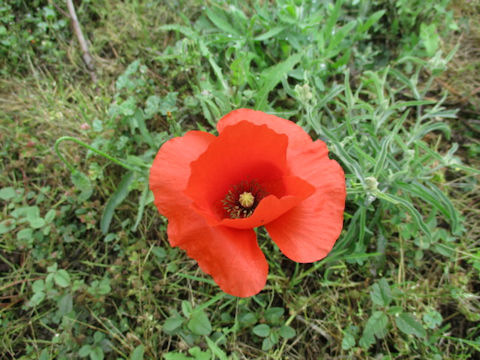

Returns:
100,171,135,234
71,171,93,202
144,95,161,118
370,278,392,307
253,324,270,337
395,312,426,338
187,310,212,336
423,310,443,329
54,269,71,288
342,332,356,350
159,92,178,116
363,311,389,341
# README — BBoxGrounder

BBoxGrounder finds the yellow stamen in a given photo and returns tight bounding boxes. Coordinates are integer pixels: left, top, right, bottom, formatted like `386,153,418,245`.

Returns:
238,192,255,208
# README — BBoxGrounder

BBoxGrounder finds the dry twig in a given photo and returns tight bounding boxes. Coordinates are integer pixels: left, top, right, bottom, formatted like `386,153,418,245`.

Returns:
66,0,97,83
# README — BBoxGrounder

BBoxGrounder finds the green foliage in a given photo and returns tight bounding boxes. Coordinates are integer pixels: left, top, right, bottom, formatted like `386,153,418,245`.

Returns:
0,0,70,75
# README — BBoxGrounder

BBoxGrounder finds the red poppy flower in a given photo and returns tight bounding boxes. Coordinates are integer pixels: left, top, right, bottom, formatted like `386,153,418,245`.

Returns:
149,109,346,297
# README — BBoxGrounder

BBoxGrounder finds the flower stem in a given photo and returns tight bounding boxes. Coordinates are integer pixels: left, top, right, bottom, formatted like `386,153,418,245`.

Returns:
54,136,143,173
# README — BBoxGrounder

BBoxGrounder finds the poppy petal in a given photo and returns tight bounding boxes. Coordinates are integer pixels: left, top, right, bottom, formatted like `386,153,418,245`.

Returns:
178,226,268,297
265,141,346,262
150,131,268,297
217,108,328,157
149,131,215,246
185,121,289,222
220,175,315,229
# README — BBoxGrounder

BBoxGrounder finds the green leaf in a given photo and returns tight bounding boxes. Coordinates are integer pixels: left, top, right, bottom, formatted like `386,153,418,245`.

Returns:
357,10,385,34
78,345,92,357
423,310,443,329
159,92,178,116
163,316,184,335
54,269,71,288
32,279,45,293
100,171,135,234
29,291,46,307
181,301,193,318
254,26,287,41
205,337,228,360
188,346,211,360
17,228,33,241
239,312,257,327
187,310,212,336
44,209,56,223
57,293,73,316
342,331,356,350
29,217,46,229
370,278,392,307
360,311,388,348
205,7,240,36
255,52,302,109
278,325,296,340
261,337,275,351
89,346,104,360
398,182,461,235
163,353,190,360
71,171,93,202
374,191,431,239
130,345,145,360
0,187,16,201
0,219,16,234
420,23,439,56
39,349,50,360
264,307,284,324
395,312,426,338
151,246,166,261
144,95,161,118
253,324,270,337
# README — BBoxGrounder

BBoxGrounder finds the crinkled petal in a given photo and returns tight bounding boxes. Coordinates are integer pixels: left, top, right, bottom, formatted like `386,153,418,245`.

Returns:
149,131,215,246
217,108,328,158
149,130,268,297
185,121,289,222
266,141,346,262
178,226,268,297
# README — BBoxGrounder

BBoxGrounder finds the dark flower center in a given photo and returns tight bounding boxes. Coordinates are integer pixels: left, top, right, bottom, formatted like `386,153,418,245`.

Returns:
221,180,267,219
